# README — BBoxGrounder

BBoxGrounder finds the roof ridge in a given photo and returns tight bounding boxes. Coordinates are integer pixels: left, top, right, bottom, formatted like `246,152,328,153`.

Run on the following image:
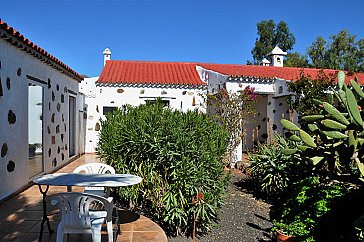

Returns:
0,18,83,82
105,60,364,76
108,60,200,65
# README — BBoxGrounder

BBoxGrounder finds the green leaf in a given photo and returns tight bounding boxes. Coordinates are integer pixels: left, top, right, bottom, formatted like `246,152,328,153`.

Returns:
288,135,301,142
348,130,357,149
322,131,348,139
311,156,324,165
282,148,298,155
297,145,310,151
308,124,319,132
281,119,300,131
313,99,323,106
327,92,334,104
333,141,343,147
301,115,325,122
356,159,364,177
300,130,317,148
338,89,347,103
358,138,364,146
321,119,347,130
350,79,364,98
323,102,350,125
346,89,363,126
337,71,345,90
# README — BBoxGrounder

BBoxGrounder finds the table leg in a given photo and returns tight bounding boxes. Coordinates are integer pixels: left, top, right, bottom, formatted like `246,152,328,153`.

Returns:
38,185,54,242
115,199,121,235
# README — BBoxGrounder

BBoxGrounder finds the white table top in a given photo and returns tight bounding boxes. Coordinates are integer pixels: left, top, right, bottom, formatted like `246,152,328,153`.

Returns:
33,173,142,187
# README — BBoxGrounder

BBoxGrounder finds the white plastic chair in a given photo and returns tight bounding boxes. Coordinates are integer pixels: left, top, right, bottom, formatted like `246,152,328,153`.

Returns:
73,163,116,198
46,192,113,242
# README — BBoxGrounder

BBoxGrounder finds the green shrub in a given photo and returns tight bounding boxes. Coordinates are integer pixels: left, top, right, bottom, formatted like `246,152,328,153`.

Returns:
248,135,308,197
96,102,230,235
272,176,348,241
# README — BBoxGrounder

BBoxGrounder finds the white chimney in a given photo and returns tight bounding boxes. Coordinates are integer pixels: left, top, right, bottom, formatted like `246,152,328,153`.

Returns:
103,48,111,66
267,46,287,67
260,58,271,66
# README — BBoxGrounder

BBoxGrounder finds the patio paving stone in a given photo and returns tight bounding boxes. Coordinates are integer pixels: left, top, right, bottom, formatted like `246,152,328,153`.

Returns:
0,153,167,242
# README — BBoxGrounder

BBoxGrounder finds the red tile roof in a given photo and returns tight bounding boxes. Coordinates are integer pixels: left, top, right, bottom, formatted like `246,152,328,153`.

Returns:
97,60,204,86
0,19,83,82
98,60,364,86
200,64,364,84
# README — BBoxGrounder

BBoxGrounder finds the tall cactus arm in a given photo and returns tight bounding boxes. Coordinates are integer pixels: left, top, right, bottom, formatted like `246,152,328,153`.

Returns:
346,89,363,126
300,129,317,148
321,119,347,130
350,79,364,99
338,71,346,90
281,119,300,131
323,102,350,125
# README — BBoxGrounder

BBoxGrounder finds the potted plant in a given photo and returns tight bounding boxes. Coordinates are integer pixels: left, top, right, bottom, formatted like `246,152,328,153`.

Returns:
271,176,349,241
272,221,297,242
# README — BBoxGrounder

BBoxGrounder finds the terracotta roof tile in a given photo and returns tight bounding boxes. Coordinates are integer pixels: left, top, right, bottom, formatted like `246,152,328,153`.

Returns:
200,64,364,84
98,61,364,86
97,60,204,86
0,19,83,82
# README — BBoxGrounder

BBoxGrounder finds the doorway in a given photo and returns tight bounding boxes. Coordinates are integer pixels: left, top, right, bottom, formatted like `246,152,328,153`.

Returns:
28,83,44,178
69,95,76,157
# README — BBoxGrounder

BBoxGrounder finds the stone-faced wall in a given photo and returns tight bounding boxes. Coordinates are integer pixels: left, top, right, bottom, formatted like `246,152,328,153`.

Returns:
0,38,84,200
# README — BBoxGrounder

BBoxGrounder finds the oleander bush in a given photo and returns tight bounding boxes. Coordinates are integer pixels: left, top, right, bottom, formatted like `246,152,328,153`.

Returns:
96,101,230,235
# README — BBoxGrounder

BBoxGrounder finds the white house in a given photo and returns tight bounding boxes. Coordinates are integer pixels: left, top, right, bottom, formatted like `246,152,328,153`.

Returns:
80,50,206,153
81,48,364,163
0,19,86,200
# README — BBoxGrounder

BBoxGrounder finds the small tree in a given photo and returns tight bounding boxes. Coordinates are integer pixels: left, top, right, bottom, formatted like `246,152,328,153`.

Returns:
205,86,257,165
307,30,364,73
251,20,296,64
287,70,335,119
284,52,310,68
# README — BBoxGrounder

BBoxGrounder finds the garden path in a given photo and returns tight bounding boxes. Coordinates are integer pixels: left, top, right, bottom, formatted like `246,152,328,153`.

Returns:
169,171,273,242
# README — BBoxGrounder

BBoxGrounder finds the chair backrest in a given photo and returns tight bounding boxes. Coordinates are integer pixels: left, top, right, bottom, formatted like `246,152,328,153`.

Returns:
46,192,112,229
73,163,115,175
73,163,116,194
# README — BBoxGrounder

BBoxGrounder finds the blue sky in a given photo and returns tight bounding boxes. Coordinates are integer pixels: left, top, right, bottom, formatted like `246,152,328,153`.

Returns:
2,0,363,77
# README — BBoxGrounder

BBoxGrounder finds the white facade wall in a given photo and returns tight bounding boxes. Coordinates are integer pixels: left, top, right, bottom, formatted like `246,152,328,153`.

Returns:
80,77,204,153
214,78,295,152
196,66,227,94
225,82,273,151
0,39,85,200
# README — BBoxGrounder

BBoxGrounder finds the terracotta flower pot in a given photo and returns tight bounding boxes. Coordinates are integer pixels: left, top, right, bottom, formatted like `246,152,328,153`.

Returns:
276,230,296,242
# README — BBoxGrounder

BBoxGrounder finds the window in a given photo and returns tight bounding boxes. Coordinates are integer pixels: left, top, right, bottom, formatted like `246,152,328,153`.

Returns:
103,106,117,115
146,99,170,107
279,86,283,94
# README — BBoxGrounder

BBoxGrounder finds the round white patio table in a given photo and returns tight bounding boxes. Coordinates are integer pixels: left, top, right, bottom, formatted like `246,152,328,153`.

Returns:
33,173,142,242
33,173,142,188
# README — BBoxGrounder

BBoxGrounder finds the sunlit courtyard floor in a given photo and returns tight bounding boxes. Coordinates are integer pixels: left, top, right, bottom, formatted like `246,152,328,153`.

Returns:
0,154,167,242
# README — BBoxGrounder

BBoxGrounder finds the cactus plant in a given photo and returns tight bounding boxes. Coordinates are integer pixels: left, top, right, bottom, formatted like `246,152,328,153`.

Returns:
281,71,364,180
